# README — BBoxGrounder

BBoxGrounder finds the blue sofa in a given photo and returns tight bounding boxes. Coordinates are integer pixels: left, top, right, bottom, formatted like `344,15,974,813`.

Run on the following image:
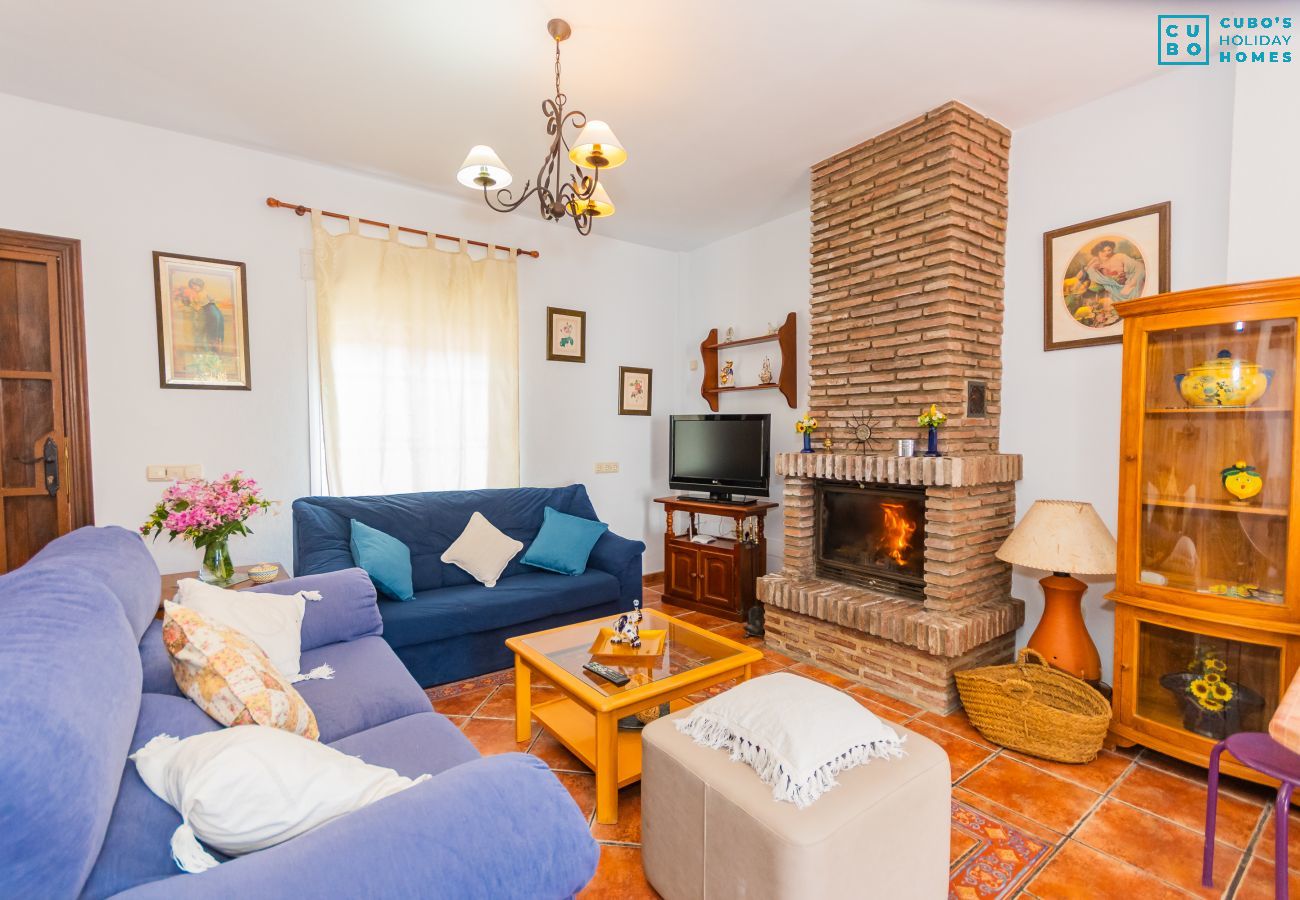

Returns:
293,485,645,687
0,526,598,899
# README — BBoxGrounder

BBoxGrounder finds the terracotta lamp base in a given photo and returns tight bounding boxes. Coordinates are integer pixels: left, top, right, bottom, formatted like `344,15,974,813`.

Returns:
1026,573,1101,682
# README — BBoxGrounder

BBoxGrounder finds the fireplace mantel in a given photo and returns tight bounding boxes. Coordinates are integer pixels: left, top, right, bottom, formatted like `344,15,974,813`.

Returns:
774,452,1022,487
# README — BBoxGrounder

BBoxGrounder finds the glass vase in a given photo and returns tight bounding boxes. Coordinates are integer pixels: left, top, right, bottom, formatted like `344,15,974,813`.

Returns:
200,537,236,585
801,432,813,453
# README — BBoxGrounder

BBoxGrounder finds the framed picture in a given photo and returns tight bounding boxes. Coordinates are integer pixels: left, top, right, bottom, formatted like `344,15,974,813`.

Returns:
546,306,586,363
153,251,251,389
1043,202,1170,351
618,366,652,416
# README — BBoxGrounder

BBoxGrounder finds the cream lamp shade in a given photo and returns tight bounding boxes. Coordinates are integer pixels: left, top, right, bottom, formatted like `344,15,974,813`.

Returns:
568,120,627,169
456,145,513,190
568,181,615,218
995,500,1116,575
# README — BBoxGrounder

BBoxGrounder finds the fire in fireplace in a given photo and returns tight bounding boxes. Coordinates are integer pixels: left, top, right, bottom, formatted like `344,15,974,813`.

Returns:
816,484,926,600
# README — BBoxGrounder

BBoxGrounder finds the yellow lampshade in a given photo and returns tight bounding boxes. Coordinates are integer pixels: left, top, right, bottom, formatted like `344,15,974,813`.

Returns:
996,500,1117,575
456,145,513,190
568,182,615,218
568,120,627,169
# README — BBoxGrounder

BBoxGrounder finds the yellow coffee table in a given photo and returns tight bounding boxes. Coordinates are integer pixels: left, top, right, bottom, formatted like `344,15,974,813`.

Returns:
506,608,762,824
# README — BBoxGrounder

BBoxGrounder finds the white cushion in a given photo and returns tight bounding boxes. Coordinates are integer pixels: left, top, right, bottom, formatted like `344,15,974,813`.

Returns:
439,511,523,588
173,578,327,681
675,672,905,808
131,726,429,872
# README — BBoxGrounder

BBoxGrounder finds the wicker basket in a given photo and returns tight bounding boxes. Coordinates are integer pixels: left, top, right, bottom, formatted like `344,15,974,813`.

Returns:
954,648,1112,764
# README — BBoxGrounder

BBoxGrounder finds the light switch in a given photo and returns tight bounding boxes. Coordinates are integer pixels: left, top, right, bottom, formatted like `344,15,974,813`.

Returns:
183,464,203,478
164,465,187,480
146,465,168,482
689,359,698,371
594,462,620,474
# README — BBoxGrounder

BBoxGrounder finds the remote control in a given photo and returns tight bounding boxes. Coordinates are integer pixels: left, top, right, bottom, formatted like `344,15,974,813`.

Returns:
583,661,630,686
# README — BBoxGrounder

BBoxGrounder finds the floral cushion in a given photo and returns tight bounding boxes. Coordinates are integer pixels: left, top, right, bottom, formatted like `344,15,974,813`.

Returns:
162,601,319,740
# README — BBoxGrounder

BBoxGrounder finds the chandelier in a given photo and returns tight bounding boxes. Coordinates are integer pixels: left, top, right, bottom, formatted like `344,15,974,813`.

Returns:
456,18,625,235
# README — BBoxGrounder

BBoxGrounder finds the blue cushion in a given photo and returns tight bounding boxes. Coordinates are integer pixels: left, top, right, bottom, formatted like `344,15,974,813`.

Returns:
521,507,609,575
294,637,434,743
327,712,480,781
350,519,414,601
379,570,620,648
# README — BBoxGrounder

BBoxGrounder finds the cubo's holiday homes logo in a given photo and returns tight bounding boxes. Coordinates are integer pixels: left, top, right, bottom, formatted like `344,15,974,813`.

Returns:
1159,14,1294,65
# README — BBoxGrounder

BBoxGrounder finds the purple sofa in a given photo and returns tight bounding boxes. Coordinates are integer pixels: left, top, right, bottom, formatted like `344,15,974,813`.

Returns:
0,526,598,899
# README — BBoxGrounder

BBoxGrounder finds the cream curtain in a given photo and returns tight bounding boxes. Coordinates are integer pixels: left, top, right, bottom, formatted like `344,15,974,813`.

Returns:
312,212,519,495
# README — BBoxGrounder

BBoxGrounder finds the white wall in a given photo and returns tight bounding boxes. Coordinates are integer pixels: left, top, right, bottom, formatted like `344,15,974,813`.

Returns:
0,92,679,576
1002,68,1238,682
675,207,811,572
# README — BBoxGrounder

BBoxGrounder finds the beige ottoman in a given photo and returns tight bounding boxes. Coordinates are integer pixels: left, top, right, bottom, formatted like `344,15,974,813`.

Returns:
641,709,951,900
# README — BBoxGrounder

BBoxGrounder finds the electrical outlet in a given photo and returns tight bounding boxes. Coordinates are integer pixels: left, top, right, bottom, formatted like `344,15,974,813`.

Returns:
163,465,188,480
594,462,620,474
146,465,169,482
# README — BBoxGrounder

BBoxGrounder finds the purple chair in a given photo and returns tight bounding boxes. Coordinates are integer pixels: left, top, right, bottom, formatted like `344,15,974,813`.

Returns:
1203,732,1300,899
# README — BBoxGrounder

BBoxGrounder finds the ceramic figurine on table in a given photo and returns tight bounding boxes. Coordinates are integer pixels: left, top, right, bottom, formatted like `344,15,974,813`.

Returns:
720,359,735,387
1221,460,1264,504
609,597,643,648
758,357,774,384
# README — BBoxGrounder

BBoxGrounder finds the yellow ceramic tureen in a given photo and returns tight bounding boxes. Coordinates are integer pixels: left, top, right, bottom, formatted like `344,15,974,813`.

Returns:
1174,350,1273,408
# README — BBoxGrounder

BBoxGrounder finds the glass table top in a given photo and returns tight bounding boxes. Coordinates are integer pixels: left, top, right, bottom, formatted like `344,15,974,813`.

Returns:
517,608,752,697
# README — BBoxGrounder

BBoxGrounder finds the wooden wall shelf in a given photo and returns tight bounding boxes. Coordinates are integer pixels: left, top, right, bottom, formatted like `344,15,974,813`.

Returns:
699,311,797,412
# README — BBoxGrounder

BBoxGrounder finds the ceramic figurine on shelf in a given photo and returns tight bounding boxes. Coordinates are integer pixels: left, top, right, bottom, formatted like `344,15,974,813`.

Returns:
767,322,778,334
720,359,735,387
758,357,774,384
1221,460,1264,504
724,326,735,343
823,435,833,451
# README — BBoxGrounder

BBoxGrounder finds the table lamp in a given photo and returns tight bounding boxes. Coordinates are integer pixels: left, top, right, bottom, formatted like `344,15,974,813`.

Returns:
995,500,1117,682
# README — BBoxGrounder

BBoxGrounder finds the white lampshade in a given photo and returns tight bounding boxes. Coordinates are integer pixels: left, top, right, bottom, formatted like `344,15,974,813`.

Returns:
995,500,1117,576
568,181,615,218
456,145,513,190
568,120,627,169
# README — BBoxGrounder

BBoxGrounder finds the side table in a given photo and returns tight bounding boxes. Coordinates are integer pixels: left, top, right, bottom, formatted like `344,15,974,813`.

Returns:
155,562,290,618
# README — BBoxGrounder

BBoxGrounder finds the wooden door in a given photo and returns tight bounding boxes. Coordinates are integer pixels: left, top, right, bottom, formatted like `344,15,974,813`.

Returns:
698,548,736,612
666,544,699,601
0,229,92,572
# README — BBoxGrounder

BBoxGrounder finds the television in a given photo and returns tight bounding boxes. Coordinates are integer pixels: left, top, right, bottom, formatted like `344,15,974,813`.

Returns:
669,414,771,502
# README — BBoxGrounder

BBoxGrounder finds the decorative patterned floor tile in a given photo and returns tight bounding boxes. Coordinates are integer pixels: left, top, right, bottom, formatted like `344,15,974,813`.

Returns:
949,800,1053,900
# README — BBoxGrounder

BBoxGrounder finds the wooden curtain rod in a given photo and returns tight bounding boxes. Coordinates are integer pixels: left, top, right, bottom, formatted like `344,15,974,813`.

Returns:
264,197,540,259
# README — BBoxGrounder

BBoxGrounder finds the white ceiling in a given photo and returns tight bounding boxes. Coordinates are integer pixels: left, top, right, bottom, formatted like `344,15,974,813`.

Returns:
0,0,1225,250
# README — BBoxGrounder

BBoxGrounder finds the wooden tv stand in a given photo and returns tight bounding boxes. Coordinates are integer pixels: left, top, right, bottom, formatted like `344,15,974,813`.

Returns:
653,496,778,625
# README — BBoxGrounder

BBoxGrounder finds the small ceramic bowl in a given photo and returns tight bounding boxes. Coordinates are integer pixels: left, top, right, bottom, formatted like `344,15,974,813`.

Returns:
247,563,280,584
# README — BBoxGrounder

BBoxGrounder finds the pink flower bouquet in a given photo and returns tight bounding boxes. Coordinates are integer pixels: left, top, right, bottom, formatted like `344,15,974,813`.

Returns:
141,472,272,584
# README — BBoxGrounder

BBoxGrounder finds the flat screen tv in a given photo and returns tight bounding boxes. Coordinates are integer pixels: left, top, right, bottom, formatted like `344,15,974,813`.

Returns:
669,414,770,502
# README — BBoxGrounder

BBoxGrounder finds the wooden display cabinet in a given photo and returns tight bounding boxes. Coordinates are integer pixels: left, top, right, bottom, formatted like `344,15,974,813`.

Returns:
1109,277,1300,782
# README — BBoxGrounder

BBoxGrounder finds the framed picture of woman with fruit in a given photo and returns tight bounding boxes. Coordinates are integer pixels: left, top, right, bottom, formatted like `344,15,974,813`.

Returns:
1043,202,1170,351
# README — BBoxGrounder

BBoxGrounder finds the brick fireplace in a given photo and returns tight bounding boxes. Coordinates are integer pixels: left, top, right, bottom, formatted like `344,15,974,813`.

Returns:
756,101,1024,713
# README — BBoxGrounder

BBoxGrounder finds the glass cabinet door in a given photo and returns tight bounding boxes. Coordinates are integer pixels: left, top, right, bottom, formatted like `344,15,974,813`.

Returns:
1138,317,1295,607
1134,620,1280,741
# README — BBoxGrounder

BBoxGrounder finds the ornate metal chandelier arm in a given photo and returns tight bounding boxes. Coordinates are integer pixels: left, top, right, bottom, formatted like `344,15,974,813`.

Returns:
482,181,539,213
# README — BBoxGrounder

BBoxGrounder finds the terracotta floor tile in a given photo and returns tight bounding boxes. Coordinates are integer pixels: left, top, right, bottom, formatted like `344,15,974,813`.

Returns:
555,772,596,822
655,603,691,617
529,730,589,772
917,709,997,750
1026,839,1189,900
474,682,560,719
844,683,923,717
1231,852,1300,900
1001,748,1135,795
959,755,1100,833
748,657,791,678
430,685,493,717
1250,803,1300,864
786,661,854,689
905,718,996,780
952,787,1066,846
577,844,661,900
1075,798,1241,897
1112,764,1263,849
1141,751,1270,804
444,714,469,730
675,610,734,629
460,717,537,756
590,783,642,844
708,622,761,644
850,694,916,726
759,645,797,667
950,824,980,865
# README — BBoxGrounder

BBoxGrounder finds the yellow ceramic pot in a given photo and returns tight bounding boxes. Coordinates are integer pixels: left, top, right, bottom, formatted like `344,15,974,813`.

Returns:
1221,460,1264,503
1174,350,1273,407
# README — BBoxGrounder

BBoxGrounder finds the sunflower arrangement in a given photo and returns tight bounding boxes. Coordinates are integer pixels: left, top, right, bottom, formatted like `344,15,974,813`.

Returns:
794,413,819,435
917,404,948,428
1186,651,1235,713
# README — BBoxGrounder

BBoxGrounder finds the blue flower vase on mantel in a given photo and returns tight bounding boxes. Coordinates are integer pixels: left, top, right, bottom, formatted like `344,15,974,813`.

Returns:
802,432,814,453
925,425,941,457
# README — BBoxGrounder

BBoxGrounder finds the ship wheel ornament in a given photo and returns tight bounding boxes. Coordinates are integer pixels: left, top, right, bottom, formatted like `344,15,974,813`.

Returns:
846,412,878,452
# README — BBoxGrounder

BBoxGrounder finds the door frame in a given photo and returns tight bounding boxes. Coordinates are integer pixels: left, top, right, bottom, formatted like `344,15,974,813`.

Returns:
0,228,93,528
